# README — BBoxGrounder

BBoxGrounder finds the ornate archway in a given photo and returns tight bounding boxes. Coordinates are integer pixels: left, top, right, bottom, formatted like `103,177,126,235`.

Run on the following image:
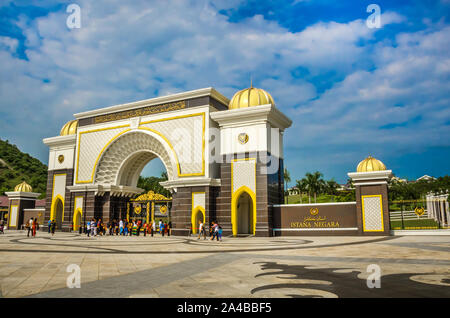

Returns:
94,130,177,187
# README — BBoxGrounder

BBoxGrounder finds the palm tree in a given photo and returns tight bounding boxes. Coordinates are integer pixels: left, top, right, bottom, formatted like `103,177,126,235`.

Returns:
326,179,339,195
296,179,307,204
304,171,325,203
284,168,291,204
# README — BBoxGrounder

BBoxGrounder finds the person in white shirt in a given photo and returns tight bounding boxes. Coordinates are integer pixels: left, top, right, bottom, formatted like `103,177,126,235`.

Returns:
119,220,124,235
198,221,203,240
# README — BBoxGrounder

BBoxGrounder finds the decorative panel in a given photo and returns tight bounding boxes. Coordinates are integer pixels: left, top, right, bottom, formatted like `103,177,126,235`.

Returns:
362,195,384,232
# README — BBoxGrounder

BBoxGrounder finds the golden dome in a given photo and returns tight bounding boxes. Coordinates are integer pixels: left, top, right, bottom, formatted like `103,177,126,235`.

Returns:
14,181,33,192
357,156,387,172
60,120,78,136
229,86,275,109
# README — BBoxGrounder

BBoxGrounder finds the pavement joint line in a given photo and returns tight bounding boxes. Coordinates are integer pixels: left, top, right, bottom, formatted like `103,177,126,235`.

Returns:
26,253,241,298
0,236,399,255
234,253,450,266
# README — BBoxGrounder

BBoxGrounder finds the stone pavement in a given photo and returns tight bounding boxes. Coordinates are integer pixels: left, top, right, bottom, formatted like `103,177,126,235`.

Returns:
0,231,449,298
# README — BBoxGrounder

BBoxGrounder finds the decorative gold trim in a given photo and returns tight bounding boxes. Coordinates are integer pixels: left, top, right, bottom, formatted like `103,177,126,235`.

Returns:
75,125,131,183
75,112,206,183
231,158,257,236
361,194,384,232
9,205,18,227
191,191,206,235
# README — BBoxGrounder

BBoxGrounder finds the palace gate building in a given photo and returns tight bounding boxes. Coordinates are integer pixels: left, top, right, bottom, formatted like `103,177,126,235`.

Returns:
41,86,392,237
43,86,291,236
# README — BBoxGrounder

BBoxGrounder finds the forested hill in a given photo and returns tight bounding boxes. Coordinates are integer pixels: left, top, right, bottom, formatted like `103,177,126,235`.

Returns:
0,139,47,198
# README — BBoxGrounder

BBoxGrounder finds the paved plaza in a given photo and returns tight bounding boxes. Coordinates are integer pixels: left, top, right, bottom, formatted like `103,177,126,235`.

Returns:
0,231,449,298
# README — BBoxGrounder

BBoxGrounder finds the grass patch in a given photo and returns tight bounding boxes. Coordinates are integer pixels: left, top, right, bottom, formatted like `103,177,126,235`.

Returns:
390,218,439,230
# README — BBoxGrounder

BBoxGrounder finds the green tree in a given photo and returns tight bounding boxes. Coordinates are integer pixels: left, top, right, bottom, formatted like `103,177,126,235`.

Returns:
295,179,307,204
304,171,325,203
283,168,291,204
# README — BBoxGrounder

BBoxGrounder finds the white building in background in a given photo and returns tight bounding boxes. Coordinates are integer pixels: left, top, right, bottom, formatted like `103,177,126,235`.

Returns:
417,175,435,182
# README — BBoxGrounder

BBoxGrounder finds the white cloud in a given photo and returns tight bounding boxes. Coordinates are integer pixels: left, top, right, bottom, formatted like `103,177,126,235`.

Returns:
0,1,448,182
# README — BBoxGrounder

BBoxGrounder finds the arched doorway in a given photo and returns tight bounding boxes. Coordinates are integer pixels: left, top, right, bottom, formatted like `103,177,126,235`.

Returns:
236,192,253,235
231,187,256,236
51,197,64,230
73,208,82,232
191,207,205,234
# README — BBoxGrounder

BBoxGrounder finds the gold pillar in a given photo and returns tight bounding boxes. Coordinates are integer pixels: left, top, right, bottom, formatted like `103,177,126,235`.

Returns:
151,202,155,224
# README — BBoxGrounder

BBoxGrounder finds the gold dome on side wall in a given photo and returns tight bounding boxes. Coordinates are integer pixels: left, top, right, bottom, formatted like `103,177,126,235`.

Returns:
357,155,387,172
229,85,275,109
14,181,33,192
60,119,78,136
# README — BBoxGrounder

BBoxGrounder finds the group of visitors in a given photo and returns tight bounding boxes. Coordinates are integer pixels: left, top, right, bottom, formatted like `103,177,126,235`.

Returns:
84,218,171,237
47,219,57,235
25,217,39,237
196,220,223,241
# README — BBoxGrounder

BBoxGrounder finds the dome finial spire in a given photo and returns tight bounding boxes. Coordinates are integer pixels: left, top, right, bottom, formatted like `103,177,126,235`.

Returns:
250,75,253,88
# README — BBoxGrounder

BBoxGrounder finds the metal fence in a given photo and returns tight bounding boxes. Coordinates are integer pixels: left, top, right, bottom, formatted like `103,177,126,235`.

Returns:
389,199,449,230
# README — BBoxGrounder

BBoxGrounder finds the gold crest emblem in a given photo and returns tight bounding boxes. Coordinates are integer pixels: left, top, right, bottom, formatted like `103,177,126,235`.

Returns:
414,207,425,216
58,155,64,163
310,208,319,216
160,205,168,214
134,205,142,215
238,133,249,144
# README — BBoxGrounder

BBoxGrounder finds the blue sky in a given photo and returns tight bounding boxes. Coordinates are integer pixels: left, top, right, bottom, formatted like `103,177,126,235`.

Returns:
0,0,449,184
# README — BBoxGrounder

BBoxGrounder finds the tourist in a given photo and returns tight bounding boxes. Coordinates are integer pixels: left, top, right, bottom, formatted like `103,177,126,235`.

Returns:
32,218,38,237
198,220,203,240
151,220,156,237
127,221,133,236
86,220,91,237
47,219,51,234
158,219,162,234
124,221,128,236
0,221,4,234
119,219,124,235
26,218,32,237
50,219,56,236
218,225,223,241
136,220,141,236
168,221,172,236
160,222,165,237
164,222,169,236
143,223,147,237
210,222,219,241
91,219,96,237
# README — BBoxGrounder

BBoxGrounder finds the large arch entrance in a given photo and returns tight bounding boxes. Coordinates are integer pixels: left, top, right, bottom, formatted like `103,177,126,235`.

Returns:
94,131,177,187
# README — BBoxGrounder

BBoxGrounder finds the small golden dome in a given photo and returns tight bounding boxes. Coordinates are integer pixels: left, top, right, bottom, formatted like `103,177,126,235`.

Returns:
357,156,387,172
229,86,275,109
60,120,78,136
14,181,33,192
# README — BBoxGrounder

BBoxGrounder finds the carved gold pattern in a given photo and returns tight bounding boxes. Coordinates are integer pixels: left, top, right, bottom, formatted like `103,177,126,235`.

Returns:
131,191,172,202
94,101,186,124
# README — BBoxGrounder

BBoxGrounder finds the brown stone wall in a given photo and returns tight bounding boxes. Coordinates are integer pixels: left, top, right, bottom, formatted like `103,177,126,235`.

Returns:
355,183,390,235
214,152,283,237
272,203,358,236
171,186,218,236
